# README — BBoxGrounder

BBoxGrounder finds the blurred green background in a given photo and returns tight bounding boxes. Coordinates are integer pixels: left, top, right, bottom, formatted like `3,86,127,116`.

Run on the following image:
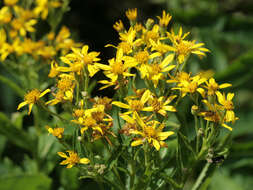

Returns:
1,0,253,189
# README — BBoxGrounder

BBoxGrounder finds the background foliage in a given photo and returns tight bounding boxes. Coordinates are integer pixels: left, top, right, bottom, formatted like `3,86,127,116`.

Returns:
0,0,253,189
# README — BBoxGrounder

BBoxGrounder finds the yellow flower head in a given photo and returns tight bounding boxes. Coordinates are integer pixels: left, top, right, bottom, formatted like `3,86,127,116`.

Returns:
48,60,60,78
0,6,12,24
167,27,209,63
200,99,233,131
58,150,90,168
146,95,177,116
4,0,18,6
17,88,51,115
47,126,64,138
125,8,137,21
142,24,160,46
58,45,100,76
157,10,172,27
141,54,175,87
134,50,150,64
37,46,56,59
34,0,62,19
112,90,152,115
90,96,113,111
57,74,75,92
113,20,124,32
130,112,174,151
172,74,206,97
204,78,232,96
97,48,136,82
216,91,238,123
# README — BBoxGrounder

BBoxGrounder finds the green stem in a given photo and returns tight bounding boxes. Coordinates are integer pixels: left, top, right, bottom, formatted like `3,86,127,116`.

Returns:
194,115,200,153
112,166,125,190
160,173,183,189
38,101,69,123
191,162,211,190
83,68,90,109
129,159,136,190
96,176,105,190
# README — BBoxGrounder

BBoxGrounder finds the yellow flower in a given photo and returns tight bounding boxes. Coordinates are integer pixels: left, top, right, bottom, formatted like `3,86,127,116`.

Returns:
167,71,191,84
72,105,113,136
46,90,69,105
172,74,206,97
130,112,174,151
149,39,175,56
57,73,75,92
216,91,237,123
58,45,100,76
139,54,175,87
157,10,172,27
97,48,136,82
203,78,231,96
112,90,152,115
113,20,124,32
142,24,160,47
134,50,150,64
48,60,60,78
11,18,37,36
125,8,137,21
0,6,12,24
19,38,44,56
4,0,18,6
37,45,56,59
0,28,7,48
58,150,90,168
47,126,64,138
34,0,62,19
46,74,75,105
55,26,83,54
146,95,177,116
167,27,209,64
200,99,233,131
17,89,51,115
90,96,113,111
175,40,209,64
167,27,190,45
106,27,140,54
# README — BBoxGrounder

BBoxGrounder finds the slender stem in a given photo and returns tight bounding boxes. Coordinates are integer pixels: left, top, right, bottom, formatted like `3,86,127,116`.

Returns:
96,177,105,190
112,166,125,190
191,162,211,190
194,115,200,153
38,101,69,123
129,159,136,190
160,173,183,189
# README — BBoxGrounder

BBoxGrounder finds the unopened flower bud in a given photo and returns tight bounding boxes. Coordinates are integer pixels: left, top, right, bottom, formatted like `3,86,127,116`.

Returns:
81,91,88,98
191,105,199,115
198,128,204,137
145,18,154,30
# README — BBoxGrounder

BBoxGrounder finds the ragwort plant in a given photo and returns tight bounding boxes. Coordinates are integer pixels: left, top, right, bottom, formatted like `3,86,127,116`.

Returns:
2,2,238,189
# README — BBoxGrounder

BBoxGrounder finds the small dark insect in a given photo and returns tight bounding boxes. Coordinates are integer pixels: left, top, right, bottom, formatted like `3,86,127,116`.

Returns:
204,111,215,117
212,156,225,164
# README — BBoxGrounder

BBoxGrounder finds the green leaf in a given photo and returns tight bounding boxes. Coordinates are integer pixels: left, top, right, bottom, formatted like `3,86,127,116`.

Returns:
0,112,35,152
60,167,80,190
0,173,51,190
0,135,7,157
215,49,253,83
0,75,25,97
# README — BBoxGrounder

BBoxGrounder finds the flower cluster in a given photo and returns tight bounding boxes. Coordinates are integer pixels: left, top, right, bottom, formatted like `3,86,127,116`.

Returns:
0,0,81,62
16,8,238,173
